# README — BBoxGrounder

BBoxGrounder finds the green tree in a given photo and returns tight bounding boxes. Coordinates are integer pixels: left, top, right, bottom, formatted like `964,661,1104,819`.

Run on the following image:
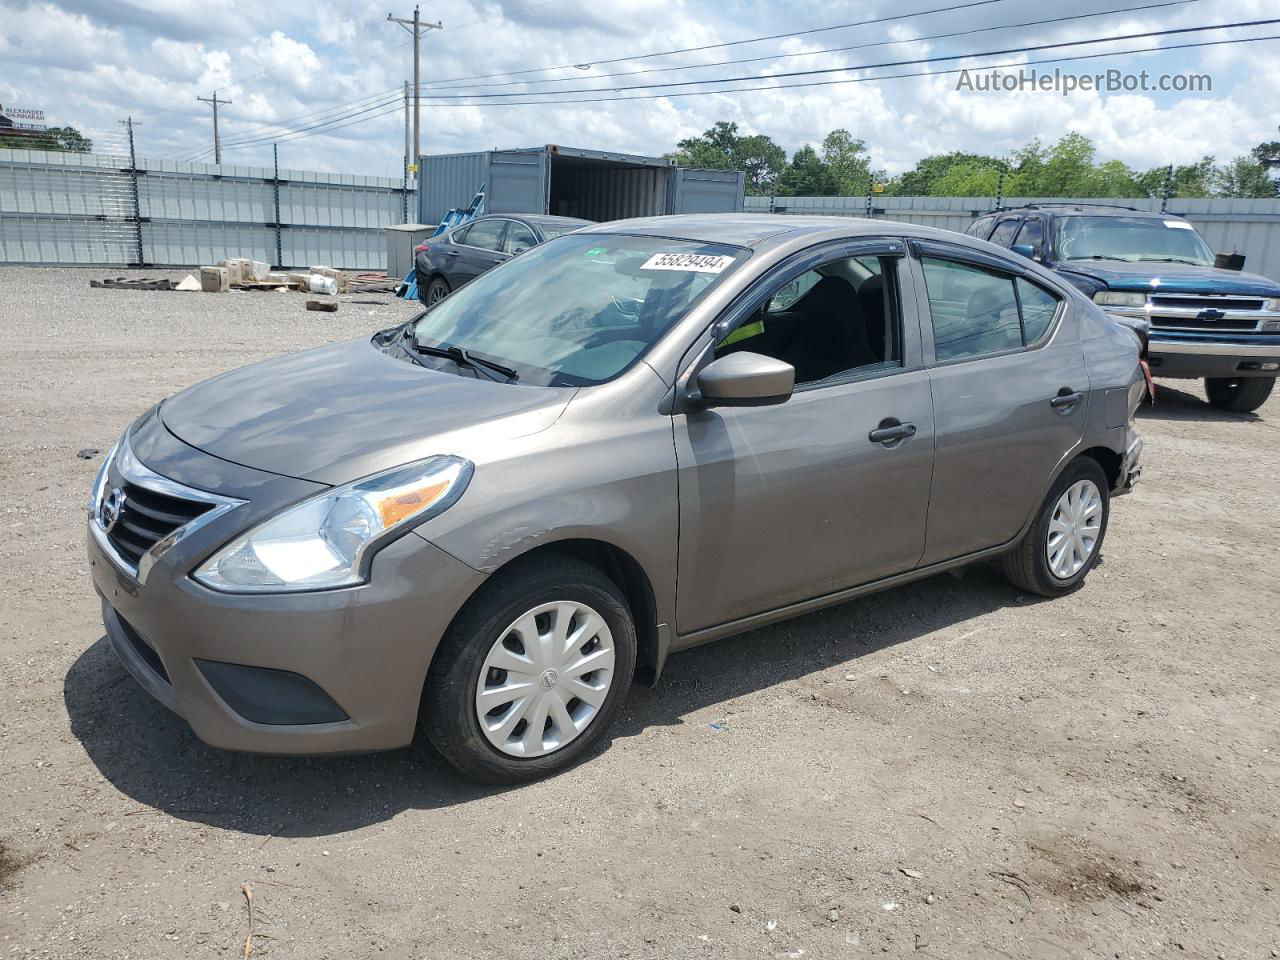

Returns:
1135,157,1215,199
1004,133,1142,197
670,120,787,195
0,125,93,153
820,129,873,195
1213,156,1278,197
886,151,1005,196
929,162,1004,197
774,144,840,196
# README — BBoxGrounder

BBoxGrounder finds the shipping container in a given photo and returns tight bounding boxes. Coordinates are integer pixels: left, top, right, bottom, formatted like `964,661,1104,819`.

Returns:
417,145,745,227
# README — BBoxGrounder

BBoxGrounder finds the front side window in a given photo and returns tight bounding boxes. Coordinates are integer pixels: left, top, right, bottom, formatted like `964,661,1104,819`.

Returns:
504,222,538,254
1015,218,1044,251
715,254,901,385
988,218,1022,246
1055,216,1215,265
921,257,1063,361
412,234,745,386
457,219,506,251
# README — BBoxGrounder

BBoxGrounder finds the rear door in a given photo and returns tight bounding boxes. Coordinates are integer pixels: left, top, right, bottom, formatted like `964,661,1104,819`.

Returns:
911,241,1088,564
450,219,509,284
674,239,935,633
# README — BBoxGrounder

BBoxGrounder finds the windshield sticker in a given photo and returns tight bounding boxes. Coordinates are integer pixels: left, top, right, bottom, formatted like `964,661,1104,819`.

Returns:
1164,220,1194,230
640,252,735,274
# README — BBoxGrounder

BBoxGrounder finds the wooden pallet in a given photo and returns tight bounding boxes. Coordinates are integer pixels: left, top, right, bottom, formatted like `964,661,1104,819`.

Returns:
89,277,177,291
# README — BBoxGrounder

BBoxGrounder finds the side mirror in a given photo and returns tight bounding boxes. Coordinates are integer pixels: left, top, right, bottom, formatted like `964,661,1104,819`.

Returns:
1011,243,1040,261
693,352,795,408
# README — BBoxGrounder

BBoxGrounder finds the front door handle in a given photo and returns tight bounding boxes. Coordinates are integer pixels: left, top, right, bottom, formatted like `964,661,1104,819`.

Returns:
869,419,917,445
446,250,460,257
1050,389,1084,410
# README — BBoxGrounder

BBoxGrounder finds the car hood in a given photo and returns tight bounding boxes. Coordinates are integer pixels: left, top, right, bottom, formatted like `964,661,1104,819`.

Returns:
160,338,575,485
1064,259,1280,296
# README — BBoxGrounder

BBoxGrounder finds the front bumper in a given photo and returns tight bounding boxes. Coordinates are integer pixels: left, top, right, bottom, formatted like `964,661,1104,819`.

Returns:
1147,338,1280,379
88,424,486,755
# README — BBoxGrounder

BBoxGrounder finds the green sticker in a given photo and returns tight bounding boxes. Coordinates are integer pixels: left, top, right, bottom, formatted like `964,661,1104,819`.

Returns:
585,247,606,257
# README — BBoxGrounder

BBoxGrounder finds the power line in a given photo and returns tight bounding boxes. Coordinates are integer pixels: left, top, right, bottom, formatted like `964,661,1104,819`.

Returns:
216,94,405,149
430,0,1205,92
413,16,1280,100
219,103,405,152
422,0,1016,87
412,31,1280,107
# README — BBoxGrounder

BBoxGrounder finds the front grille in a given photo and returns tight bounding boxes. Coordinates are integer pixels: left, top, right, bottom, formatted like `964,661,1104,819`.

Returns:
1150,314,1260,331
1149,295,1266,311
105,483,214,569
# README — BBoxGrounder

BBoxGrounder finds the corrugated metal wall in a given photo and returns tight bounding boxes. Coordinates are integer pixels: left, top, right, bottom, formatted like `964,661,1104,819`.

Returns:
742,194,1280,280
418,151,491,226
0,148,414,269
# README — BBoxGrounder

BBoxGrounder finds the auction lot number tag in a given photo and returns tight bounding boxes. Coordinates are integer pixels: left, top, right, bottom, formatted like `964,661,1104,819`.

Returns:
640,253,735,273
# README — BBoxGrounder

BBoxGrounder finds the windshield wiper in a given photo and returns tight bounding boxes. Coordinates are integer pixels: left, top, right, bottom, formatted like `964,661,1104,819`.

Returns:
411,338,519,382
1134,257,1205,265
1066,255,1135,262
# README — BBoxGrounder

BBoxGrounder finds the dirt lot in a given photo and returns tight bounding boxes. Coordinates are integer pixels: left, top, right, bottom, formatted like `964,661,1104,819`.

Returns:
1,267,1277,959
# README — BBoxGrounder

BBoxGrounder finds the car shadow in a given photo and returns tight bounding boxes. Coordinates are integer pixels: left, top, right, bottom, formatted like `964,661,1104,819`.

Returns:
1138,383,1265,423
65,563,1030,838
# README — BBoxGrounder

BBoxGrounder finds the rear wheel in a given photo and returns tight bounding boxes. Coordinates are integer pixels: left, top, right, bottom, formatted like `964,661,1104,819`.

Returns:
422,554,636,783
424,276,451,307
1204,376,1274,413
1001,457,1110,598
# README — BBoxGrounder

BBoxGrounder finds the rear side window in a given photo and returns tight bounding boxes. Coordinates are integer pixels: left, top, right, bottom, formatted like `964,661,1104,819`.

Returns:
988,218,1021,246
457,219,505,250
1016,277,1060,342
504,222,538,254
965,215,996,238
921,258,1063,361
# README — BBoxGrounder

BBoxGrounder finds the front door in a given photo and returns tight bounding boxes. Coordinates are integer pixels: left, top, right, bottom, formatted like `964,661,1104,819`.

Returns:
674,243,935,634
911,243,1089,564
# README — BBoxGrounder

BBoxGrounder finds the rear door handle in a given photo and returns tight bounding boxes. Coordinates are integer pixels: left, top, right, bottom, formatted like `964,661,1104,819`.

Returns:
868,420,917,445
1050,390,1084,410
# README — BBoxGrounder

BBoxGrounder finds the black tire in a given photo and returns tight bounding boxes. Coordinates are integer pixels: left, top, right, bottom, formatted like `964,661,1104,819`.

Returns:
423,276,451,307
1204,376,1274,413
1001,457,1110,598
422,553,637,784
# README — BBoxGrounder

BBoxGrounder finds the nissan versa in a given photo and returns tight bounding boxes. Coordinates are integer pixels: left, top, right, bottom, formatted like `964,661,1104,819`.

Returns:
88,215,1145,783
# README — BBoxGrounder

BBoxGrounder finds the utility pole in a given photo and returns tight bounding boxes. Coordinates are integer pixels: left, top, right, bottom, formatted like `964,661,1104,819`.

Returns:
197,90,232,164
402,80,411,221
387,6,442,170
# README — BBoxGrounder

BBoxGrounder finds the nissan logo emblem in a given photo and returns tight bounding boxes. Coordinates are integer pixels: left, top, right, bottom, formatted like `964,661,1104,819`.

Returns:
101,487,126,533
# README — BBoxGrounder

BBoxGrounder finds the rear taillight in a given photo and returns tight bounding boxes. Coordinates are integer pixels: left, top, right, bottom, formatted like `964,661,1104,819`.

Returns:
414,243,429,253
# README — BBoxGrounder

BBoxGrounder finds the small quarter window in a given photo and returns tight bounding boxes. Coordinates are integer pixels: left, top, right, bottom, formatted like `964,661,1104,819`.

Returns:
1016,277,1060,342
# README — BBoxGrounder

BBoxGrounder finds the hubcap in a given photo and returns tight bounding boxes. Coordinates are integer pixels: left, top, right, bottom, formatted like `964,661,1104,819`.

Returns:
1046,478,1102,580
475,601,616,758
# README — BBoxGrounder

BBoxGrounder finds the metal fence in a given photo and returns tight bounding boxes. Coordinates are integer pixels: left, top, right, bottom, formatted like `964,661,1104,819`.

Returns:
743,194,1280,281
0,147,415,270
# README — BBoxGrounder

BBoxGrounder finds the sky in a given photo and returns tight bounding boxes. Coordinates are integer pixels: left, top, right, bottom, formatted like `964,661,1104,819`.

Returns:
1,0,1278,179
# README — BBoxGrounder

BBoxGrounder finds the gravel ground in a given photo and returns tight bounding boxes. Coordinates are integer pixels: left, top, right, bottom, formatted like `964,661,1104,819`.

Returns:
1,267,1278,959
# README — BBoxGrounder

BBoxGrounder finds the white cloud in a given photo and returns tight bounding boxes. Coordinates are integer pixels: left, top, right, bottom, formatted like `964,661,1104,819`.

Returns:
2,0,1276,178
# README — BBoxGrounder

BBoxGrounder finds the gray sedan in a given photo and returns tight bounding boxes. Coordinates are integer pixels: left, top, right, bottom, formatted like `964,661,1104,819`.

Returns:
88,215,1145,783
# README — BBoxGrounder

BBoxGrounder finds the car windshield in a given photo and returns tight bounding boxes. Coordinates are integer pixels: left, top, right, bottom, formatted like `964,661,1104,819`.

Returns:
411,233,746,386
1056,216,1215,265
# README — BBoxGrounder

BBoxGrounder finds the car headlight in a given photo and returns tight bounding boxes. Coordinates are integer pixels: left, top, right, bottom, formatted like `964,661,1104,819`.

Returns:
1093,291,1147,307
193,455,472,593
1264,298,1280,313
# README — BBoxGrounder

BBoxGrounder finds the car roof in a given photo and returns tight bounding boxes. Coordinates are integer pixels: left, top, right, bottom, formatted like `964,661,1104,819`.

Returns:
997,204,1178,220
575,214,974,250
469,213,594,227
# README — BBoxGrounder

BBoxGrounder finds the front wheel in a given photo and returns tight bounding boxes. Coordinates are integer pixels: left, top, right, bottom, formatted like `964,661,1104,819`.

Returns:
1001,457,1110,598
1204,376,1274,413
422,554,636,783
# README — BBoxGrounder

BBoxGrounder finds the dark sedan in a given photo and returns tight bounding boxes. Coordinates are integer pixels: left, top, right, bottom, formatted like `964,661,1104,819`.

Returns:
415,214,593,306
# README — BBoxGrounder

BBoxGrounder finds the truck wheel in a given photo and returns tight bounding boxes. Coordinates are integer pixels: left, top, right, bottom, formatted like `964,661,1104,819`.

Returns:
1001,457,1110,598
1204,376,1274,413
422,554,636,783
